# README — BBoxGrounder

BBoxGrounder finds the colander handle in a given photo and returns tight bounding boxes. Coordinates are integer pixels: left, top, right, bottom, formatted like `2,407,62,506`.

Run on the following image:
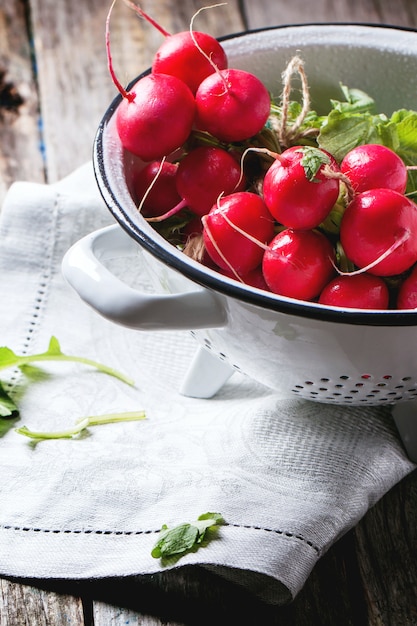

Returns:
61,224,227,331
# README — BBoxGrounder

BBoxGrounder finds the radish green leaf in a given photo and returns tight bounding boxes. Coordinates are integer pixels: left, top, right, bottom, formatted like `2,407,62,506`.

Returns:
0,382,19,418
151,512,224,560
297,146,330,182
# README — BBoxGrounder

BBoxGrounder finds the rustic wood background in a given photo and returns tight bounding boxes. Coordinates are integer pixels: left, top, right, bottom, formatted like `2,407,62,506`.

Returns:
1,0,417,624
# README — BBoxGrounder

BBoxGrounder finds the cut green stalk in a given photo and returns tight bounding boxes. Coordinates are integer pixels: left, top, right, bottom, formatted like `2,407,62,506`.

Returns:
0,336,135,387
15,410,146,440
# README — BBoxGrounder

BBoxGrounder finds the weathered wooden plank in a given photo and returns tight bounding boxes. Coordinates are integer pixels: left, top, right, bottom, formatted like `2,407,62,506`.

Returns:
28,0,138,183
93,602,182,626
244,0,417,29
354,471,417,625
0,578,85,626
0,1,44,207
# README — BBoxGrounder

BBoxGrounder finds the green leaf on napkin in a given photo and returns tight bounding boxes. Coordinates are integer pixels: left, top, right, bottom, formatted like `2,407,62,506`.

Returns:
0,381,19,418
151,512,224,560
0,336,135,387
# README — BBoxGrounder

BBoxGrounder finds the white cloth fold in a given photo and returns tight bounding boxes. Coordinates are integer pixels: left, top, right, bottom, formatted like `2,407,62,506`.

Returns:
0,162,414,605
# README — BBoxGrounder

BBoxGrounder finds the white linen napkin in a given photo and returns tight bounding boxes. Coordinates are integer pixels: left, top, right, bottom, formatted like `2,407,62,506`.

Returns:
0,162,414,605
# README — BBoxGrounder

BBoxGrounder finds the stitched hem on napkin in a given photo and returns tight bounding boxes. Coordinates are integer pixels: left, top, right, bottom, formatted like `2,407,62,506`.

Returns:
0,523,321,604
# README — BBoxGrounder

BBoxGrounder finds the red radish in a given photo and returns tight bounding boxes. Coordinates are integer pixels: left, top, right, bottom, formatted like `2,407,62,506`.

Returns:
126,2,228,94
397,265,417,309
145,146,246,222
175,146,246,217
106,2,195,161
318,274,389,309
153,32,228,94
133,160,181,218
203,191,275,275
262,228,336,301
262,146,340,230
340,144,407,194
339,188,417,276
114,73,195,161
195,69,271,143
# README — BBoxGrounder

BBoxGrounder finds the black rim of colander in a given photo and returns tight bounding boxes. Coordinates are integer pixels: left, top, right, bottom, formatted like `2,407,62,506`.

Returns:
93,22,417,327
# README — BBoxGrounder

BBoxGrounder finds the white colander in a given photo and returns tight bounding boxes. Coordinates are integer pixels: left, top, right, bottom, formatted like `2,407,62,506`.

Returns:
61,24,417,458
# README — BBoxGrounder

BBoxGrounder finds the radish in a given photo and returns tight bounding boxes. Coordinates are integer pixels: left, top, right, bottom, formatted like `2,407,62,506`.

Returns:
262,146,340,230
153,32,227,95
145,145,246,222
318,274,389,309
339,188,417,276
114,73,195,162
125,2,228,94
202,191,275,276
340,144,408,194
262,229,336,301
195,69,271,143
133,160,181,218
397,265,417,309
175,146,246,217
106,2,196,161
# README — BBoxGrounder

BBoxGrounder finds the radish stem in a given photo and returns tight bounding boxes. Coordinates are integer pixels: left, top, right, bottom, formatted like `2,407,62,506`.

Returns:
106,0,135,102
145,198,188,223
123,0,171,36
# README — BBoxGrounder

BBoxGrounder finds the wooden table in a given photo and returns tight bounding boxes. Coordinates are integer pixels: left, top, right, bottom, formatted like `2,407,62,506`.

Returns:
1,0,417,624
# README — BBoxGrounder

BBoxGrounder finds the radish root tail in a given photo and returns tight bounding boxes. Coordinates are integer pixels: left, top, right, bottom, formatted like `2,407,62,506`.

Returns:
189,4,229,93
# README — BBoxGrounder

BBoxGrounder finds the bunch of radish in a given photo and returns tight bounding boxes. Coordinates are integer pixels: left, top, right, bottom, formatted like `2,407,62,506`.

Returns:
107,2,417,311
